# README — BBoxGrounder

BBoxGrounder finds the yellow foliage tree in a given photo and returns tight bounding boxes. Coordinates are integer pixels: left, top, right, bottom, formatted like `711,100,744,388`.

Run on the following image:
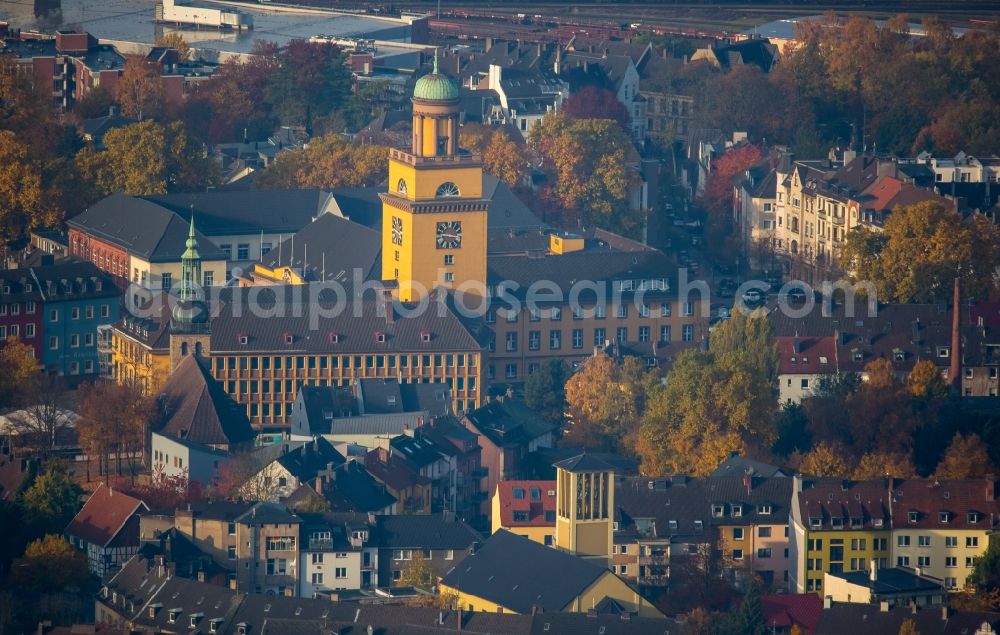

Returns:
482,131,527,188
798,441,850,477
908,359,949,399
564,353,641,452
852,452,917,479
0,131,51,239
934,433,996,479
255,133,388,190
11,535,90,591
0,337,39,408
154,32,191,60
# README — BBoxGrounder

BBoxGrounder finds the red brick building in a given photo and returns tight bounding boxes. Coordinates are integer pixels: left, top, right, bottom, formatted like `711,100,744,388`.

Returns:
68,228,130,284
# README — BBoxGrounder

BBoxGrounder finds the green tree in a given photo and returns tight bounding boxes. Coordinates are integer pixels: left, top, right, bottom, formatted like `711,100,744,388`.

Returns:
267,40,352,131
773,402,812,457
524,358,568,427
11,534,90,591
726,582,767,635
20,462,82,534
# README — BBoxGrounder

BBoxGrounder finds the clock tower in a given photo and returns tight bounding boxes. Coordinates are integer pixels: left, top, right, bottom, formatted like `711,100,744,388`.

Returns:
380,50,489,302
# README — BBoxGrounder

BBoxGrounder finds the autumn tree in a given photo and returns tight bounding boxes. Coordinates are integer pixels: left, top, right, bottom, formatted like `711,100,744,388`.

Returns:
115,54,165,120
564,353,654,453
211,451,277,502
398,551,437,590
0,131,54,239
20,462,82,535
897,619,920,635
254,133,388,190
75,120,215,198
154,32,191,60
934,433,996,479
12,534,90,592
638,311,777,476
482,131,528,188
797,441,850,477
529,113,641,235
909,359,949,400
118,465,203,510
524,358,568,427
852,452,917,480
266,40,352,131
459,123,494,154
76,381,150,479
0,338,40,409
561,86,631,130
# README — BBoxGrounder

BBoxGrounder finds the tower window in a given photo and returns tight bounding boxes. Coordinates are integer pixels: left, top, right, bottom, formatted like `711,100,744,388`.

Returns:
435,182,460,197
397,178,407,195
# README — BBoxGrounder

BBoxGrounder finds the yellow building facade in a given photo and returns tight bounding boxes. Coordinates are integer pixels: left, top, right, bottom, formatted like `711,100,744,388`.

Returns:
491,481,557,546
554,454,616,562
380,56,489,302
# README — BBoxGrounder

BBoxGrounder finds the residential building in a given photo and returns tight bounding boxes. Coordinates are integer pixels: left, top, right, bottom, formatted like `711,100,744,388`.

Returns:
439,529,664,617
777,336,839,403
0,268,44,361
761,593,824,635
150,355,256,484
733,161,778,269
413,415,484,525
462,398,556,520
286,460,398,515
109,293,172,394
363,446,433,514
690,38,778,73
561,49,645,141
639,54,696,142
814,602,976,635
173,501,303,596
298,512,367,596
372,514,482,587
769,302,1000,397
99,553,682,634
888,478,1000,590
491,480,556,546
824,565,947,607
65,483,148,577
789,477,893,595
248,437,347,501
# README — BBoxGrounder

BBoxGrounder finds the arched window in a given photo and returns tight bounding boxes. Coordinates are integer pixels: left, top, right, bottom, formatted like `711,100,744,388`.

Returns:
195,341,203,357
181,342,189,356
397,178,407,195
790,240,799,255
435,182,460,197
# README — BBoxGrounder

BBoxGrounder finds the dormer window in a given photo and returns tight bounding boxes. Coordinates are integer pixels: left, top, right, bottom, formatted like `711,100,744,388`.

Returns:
239,334,248,345
694,520,704,531
210,619,223,633
168,609,181,624
850,516,862,528
938,346,950,358
712,504,724,517
969,512,980,524
939,512,950,524
908,511,919,523
328,332,339,344
809,516,822,528
830,517,843,529
283,333,294,345
668,520,678,530
758,505,772,515
189,614,202,628
873,518,884,528
732,506,742,518
237,624,248,635
420,330,431,342
375,331,386,343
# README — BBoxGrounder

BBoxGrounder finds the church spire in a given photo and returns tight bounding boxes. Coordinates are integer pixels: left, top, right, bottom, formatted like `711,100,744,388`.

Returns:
178,211,202,304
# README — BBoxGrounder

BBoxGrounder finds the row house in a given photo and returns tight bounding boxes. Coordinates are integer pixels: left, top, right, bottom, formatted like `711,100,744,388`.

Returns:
790,476,1000,595
65,483,147,578
0,256,120,378
770,302,1000,398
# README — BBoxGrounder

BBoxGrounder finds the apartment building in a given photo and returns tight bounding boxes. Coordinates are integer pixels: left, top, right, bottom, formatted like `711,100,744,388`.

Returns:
491,480,557,546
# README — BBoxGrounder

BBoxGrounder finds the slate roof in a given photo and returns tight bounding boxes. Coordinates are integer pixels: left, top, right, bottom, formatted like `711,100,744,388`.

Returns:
701,38,777,72
208,287,486,354
146,189,331,236
294,384,355,435
257,212,381,286
828,566,945,596
373,514,482,550
815,603,946,635
363,449,430,492
440,529,608,614
561,52,634,92
709,455,788,479
114,292,173,351
389,435,447,470
65,483,146,548
463,400,556,449
329,414,425,437
153,356,256,448
795,478,891,531
310,461,397,513
67,194,227,262
495,480,556,528
273,437,346,481
554,453,617,473
888,478,1000,530
776,336,839,375
235,502,301,526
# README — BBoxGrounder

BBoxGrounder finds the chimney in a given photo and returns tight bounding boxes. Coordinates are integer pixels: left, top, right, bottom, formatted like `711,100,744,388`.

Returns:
315,477,323,495
941,606,950,621
383,288,394,325
486,37,493,51
880,600,890,612
823,596,832,609
987,475,996,501
870,559,878,582
951,277,961,394
457,606,463,632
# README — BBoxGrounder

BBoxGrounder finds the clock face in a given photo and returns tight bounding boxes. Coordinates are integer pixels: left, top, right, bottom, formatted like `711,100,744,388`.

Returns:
391,216,403,246
436,221,462,249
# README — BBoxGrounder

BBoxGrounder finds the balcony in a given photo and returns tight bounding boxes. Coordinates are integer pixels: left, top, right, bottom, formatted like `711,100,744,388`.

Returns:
639,554,668,565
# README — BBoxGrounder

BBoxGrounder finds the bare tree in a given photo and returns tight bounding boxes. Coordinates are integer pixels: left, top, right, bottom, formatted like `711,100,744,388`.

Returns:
5,375,73,459
210,450,281,502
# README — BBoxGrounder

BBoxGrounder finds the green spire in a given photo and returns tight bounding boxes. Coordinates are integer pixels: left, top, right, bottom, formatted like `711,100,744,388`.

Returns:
178,211,202,304
433,47,439,75
182,214,200,261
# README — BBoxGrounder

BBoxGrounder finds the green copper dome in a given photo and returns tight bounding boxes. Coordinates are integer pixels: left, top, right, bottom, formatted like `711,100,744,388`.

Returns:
413,50,459,101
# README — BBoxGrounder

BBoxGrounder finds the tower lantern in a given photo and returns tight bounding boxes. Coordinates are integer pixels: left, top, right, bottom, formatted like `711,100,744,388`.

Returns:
554,453,617,563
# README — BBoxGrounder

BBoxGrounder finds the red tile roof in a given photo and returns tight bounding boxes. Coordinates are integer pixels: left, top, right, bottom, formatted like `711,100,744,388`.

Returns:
762,593,823,634
890,478,1000,530
65,483,146,547
496,480,556,527
776,336,838,375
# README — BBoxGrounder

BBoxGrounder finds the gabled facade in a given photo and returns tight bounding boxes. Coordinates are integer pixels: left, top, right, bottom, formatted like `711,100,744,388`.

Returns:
65,483,148,577
491,480,556,546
